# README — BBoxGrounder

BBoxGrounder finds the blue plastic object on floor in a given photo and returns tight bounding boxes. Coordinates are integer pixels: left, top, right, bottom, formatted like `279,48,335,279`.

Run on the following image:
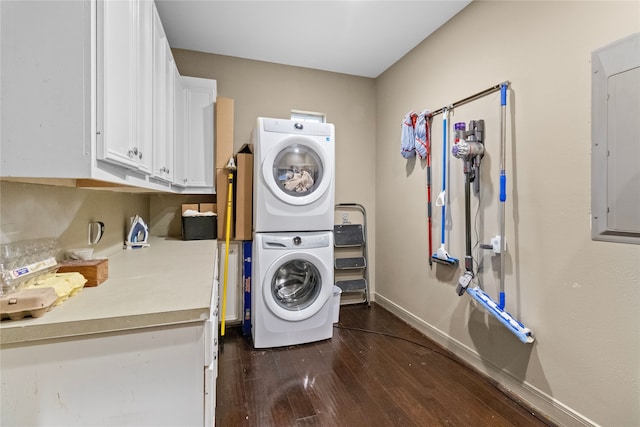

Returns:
466,286,534,344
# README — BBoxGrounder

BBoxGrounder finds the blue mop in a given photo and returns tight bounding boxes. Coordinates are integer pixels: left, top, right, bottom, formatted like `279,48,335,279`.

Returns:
456,83,534,344
432,109,459,268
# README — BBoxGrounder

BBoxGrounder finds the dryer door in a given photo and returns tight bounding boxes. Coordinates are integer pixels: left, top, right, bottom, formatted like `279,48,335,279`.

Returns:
263,251,331,321
262,136,333,206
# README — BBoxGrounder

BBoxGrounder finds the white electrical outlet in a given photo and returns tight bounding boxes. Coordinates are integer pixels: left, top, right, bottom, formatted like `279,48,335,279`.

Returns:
490,236,506,254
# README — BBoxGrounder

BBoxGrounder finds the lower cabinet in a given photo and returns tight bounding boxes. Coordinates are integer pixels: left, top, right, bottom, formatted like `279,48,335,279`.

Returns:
0,323,216,426
218,242,242,322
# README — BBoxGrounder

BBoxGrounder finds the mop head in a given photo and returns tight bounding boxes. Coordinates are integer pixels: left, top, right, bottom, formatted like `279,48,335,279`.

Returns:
466,286,534,344
225,156,237,171
431,245,459,268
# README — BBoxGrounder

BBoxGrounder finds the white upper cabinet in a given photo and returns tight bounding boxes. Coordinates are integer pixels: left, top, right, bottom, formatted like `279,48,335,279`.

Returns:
137,0,154,176
97,0,153,175
173,68,188,187
0,0,97,180
173,76,217,192
0,0,215,193
151,5,175,183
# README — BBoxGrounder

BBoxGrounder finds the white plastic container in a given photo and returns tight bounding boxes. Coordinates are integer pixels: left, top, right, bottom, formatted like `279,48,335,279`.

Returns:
332,285,342,323
67,248,94,260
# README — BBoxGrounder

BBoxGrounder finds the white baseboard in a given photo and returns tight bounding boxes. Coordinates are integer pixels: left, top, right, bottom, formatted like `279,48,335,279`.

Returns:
373,293,598,427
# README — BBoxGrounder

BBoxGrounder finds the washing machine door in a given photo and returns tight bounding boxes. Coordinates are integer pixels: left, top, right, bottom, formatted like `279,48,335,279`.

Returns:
263,251,331,321
262,136,333,206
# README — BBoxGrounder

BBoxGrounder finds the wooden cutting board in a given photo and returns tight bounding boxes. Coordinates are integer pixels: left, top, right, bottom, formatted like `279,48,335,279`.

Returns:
56,259,109,287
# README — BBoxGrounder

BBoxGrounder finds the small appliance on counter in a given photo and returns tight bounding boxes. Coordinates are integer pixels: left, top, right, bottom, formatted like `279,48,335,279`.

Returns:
125,215,150,249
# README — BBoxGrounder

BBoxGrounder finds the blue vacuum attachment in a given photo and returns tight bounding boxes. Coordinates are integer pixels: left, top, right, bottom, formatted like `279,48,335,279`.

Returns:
466,286,534,344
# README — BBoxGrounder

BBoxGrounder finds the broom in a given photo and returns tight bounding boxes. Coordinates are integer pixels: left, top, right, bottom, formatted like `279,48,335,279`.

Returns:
220,156,237,349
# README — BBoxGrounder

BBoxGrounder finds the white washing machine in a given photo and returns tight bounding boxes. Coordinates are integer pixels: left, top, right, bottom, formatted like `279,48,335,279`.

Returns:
252,231,334,348
253,117,335,232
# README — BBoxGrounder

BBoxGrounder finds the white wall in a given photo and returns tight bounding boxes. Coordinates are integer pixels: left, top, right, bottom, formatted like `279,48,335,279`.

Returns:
375,1,639,426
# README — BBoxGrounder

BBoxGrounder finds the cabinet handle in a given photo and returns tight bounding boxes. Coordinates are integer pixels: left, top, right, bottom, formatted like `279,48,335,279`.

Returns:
138,151,143,160
128,147,139,159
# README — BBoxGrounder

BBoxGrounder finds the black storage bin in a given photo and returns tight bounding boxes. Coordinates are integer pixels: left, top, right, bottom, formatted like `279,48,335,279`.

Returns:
182,216,217,240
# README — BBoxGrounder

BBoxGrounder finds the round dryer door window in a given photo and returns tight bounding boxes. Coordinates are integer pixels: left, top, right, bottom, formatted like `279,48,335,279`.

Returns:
263,137,333,206
271,259,322,311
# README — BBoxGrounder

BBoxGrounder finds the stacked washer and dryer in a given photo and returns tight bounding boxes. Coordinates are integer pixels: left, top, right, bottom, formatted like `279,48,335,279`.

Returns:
251,117,336,348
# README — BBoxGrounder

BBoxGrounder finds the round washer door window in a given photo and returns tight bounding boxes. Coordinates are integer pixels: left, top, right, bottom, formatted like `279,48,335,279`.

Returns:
271,259,321,311
263,137,332,206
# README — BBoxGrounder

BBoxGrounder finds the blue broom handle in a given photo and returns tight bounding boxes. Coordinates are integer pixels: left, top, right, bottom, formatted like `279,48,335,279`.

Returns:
441,110,448,244
499,83,508,308
500,84,507,202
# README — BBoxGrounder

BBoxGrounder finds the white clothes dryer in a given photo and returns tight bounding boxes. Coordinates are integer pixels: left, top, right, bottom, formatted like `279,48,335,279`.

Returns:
253,117,335,232
252,231,334,348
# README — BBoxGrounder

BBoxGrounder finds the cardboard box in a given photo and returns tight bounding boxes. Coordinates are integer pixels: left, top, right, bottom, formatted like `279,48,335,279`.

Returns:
181,204,199,214
234,144,254,241
215,97,234,169
199,203,215,213
216,168,233,240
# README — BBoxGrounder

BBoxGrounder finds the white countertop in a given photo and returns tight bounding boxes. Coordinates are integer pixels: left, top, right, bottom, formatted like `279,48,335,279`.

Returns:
0,237,218,346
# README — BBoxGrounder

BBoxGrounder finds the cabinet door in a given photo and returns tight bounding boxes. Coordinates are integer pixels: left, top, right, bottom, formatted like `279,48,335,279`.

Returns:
151,5,174,183
1,325,207,426
0,1,92,179
173,76,216,189
185,77,216,188
173,67,188,186
136,0,153,175
204,272,219,425
97,0,152,174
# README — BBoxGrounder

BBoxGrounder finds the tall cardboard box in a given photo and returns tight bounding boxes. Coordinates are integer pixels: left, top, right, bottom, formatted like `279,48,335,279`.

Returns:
215,97,234,169
216,168,233,240
215,96,234,240
235,144,254,240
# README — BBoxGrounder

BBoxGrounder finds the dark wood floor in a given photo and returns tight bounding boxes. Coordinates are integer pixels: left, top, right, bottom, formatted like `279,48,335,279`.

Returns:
216,303,552,427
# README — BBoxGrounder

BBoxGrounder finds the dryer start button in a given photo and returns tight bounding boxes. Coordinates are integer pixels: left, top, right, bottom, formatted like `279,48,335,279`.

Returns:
293,236,302,245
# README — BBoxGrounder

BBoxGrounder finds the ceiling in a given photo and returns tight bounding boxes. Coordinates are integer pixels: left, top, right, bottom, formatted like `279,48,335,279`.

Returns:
154,1,472,78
